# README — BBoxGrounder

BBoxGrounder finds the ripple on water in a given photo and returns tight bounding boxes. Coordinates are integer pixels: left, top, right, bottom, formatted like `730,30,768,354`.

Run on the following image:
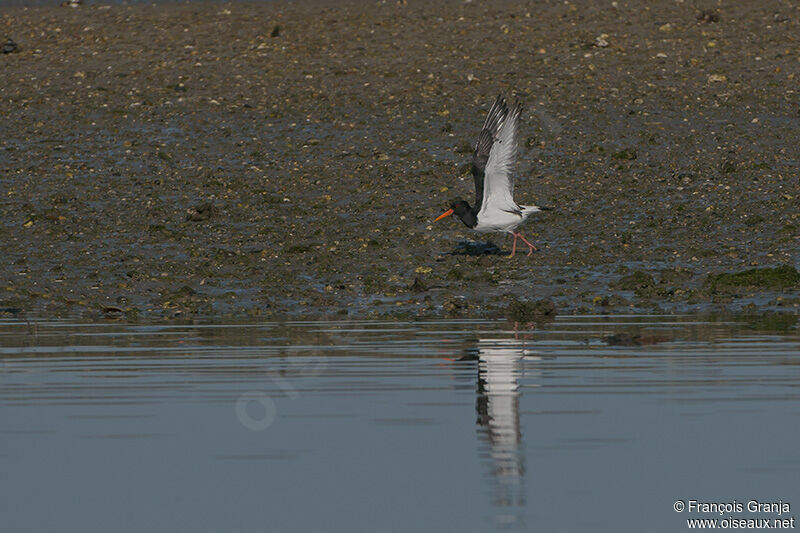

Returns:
0,316,798,532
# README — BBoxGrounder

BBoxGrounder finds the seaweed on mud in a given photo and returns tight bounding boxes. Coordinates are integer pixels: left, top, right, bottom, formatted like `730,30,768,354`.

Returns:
614,271,656,297
707,266,800,292
506,298,556,323
1,1,798,320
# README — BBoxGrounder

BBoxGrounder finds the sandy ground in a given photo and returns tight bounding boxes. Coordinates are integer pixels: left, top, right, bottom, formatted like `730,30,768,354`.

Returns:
0,0,798,320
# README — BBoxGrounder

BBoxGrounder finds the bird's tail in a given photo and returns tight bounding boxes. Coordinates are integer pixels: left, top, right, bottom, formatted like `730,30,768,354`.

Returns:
520,205,550,215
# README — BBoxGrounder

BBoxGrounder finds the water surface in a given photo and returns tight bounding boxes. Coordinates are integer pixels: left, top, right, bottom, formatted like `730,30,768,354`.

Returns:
1,316,798,531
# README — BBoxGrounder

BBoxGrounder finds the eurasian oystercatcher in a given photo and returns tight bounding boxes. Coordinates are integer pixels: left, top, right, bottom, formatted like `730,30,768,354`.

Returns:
435,95,548,257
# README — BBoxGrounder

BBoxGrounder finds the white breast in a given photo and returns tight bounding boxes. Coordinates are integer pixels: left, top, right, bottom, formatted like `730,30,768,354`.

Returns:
475,205,541,234
474,206,525,233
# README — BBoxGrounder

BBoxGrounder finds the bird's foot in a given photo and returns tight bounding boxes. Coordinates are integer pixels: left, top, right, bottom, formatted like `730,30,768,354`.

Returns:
516,233,538,256
510,232,538,257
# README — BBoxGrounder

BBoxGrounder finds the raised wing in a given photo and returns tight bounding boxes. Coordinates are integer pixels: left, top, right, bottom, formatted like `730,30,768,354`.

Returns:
471,95,508,215
483,98,522,213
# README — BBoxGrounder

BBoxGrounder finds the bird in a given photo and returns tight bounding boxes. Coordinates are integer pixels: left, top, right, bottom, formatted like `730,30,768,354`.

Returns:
434,95,548,257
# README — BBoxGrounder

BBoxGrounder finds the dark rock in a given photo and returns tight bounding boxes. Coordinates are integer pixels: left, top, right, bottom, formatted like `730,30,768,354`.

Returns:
408,277,428,292
720,159,736,174
611,148,637,161
507,298,556,322
614,271,659,298
102,306,124,319
697,9,720,24
442,296,466,315
186,202,216,222
594,294,629,307
616,271,655,291
2,38,19,54
162,285,198,301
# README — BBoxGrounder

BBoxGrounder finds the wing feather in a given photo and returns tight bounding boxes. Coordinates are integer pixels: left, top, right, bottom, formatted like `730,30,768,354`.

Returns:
471,95,507,214
483,99,522,212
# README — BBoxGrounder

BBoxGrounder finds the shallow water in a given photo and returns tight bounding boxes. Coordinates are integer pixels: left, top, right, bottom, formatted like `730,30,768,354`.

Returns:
1,316,799,531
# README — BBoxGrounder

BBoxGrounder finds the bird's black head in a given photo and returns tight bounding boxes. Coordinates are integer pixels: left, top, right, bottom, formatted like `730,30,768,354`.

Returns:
434,199,477,229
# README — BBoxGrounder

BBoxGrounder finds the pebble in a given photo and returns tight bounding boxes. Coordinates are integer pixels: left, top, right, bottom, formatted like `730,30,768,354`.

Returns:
2,38,19,54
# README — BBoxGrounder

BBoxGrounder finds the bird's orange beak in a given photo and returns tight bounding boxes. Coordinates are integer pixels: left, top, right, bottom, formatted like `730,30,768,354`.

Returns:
434,208,454,222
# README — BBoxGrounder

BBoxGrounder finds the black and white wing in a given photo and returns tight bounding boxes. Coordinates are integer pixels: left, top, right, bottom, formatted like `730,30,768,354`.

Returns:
471,96,523,215
483,98,522,213
471,95,508,215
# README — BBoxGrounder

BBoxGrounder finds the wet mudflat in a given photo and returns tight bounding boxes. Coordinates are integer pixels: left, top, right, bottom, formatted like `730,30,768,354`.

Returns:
1,0,798,320
1,316,799,531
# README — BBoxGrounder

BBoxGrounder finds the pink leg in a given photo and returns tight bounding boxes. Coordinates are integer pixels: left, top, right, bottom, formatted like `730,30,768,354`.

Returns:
515,233,538,256
510,233,518,257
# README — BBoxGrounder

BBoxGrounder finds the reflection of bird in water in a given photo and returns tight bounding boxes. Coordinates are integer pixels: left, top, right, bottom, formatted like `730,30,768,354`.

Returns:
459,339,539,527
